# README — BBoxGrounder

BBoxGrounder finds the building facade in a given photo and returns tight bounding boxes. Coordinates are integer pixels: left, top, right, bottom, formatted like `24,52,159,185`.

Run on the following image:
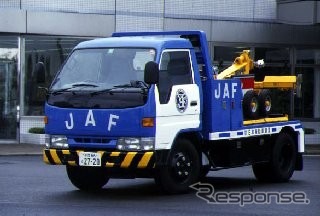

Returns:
0,0,319,144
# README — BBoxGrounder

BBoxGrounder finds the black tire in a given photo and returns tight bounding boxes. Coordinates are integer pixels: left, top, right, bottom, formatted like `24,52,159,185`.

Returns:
66,166,109,191
252,133,297,182
258,89,272,117
243,90,259,119
155,139,200,194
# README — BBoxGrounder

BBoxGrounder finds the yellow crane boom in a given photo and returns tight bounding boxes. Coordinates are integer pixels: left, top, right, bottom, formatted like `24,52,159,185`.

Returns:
216,50,253,79
216,50,298,91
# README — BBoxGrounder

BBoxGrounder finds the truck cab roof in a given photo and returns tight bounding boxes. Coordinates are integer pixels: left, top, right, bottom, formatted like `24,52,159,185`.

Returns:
75,36,194,50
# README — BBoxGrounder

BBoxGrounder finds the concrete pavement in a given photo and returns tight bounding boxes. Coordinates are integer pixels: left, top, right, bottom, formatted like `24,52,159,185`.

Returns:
0,143,319,156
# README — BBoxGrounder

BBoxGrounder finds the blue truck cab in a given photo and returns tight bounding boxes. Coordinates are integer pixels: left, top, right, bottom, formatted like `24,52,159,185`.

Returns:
43,31,304,194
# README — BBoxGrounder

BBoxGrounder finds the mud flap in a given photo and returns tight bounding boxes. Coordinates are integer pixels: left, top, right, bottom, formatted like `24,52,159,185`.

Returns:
295,152,303,171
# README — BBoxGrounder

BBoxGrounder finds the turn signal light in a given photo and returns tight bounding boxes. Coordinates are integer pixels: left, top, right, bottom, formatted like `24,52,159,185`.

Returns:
44,116,48,124
142,117,154,127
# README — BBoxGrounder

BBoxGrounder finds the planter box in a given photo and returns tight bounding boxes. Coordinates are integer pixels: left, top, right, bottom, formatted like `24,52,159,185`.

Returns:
20,133,46,145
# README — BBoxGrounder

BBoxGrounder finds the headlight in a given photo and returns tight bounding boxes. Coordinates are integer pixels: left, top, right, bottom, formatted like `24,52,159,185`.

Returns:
46,135,68,149
116,137,155,151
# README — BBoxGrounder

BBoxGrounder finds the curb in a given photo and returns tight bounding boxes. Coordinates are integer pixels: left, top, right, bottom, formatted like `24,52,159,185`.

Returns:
0,144,44,156
304,145,320,156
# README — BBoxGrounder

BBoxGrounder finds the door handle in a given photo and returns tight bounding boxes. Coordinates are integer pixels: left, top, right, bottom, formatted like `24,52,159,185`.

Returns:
190,101,198,106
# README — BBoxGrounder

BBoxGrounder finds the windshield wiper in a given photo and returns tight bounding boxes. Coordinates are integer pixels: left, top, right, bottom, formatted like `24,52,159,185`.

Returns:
91,81,148,96
130,80,149,89
113,84,132,88
113,80,148,88
71,83,99,87
90,87,120,96
50,83,99,95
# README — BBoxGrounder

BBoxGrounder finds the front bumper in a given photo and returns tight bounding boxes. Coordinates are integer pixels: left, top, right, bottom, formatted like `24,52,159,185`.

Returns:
43,148,155,169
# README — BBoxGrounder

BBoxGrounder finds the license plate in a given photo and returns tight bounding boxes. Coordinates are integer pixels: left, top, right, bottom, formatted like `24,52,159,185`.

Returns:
79,152,101,167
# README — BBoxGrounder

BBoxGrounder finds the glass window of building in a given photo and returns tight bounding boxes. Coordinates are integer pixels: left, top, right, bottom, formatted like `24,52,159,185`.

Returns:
294,67,314,118
23,36,89,116
254,47,290,80
0,36,18,139
253,47,291,115
295,48,320,119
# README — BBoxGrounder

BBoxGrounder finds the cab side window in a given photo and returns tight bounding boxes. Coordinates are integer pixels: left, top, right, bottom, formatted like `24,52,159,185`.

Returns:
158,51,192,104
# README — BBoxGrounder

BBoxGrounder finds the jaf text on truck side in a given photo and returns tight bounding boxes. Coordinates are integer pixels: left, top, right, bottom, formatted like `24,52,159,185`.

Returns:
40,31,304,194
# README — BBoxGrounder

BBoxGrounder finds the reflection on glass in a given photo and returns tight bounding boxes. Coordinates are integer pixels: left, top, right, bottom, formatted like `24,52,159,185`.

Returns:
51,48,155,91
294,67,314,118
24,36,88,115
255,48,290,63
296,49,320,64
0,37,18,139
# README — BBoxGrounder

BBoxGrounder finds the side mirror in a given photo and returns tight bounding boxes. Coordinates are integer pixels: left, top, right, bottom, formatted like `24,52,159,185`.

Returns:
34,62,45,83
144,61,159,84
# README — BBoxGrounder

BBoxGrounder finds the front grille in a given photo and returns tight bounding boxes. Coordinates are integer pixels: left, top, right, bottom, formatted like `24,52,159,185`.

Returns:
73,137,111,144
69,137,117,149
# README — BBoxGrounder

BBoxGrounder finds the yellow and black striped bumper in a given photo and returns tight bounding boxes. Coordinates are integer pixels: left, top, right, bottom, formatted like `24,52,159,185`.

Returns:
43,149,155,169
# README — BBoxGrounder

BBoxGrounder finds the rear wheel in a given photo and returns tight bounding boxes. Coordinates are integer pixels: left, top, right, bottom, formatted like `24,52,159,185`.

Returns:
243,90,259,119
252,133,297,182
66,166,109,191
258,89,272,117
155,139,200,194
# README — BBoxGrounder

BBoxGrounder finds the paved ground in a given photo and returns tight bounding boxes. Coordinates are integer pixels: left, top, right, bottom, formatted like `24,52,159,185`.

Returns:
0,155,319,216
0,143,319,156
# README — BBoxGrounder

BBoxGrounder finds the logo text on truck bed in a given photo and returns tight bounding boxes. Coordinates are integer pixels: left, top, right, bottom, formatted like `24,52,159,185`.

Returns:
214,82,238,99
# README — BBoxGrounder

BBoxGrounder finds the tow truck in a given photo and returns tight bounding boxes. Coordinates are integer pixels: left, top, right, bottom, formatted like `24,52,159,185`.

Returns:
40,31,304,194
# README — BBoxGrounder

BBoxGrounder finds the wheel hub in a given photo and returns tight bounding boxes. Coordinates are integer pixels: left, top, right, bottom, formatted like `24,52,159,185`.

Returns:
251,100,258,112
171,152,192,181
265,98,271,112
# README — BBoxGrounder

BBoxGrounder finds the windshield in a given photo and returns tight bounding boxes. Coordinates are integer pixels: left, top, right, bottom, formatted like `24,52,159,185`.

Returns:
50,48,156,91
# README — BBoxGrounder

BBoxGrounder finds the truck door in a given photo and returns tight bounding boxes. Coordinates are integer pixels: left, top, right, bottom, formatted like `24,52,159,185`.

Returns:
155,50,201,150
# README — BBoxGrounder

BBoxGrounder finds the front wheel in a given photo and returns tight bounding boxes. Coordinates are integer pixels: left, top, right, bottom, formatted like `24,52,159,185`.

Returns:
155,139,200,194
252,133,297,182
66,166,109,191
